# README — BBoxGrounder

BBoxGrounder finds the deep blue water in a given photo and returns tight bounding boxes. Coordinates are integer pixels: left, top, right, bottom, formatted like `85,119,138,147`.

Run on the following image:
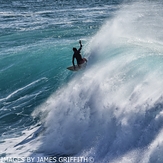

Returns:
1,0,163,163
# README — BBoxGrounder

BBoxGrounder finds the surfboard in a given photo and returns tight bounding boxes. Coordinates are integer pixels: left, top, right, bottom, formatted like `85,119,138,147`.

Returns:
67,65,80,71
67,62,87,71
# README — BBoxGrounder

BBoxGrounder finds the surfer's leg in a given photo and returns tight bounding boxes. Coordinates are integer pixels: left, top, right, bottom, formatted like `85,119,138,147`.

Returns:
80,58,87,64
83,58,87,62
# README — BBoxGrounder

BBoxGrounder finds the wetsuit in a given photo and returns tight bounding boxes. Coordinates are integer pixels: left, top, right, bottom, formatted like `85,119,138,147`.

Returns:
72,44,84,67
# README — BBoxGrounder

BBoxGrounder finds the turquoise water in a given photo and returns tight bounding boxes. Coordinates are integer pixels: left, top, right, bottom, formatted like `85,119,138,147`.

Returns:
1,0,163,163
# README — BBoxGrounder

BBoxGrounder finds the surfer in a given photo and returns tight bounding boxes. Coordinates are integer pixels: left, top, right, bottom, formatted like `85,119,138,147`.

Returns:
72,40,87,69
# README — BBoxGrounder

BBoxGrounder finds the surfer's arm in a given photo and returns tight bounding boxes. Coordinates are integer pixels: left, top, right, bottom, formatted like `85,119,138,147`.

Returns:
72,55,75,69
78,40,82,52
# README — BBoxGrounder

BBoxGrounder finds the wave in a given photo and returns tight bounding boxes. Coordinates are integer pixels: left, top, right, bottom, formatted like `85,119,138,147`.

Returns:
1,1,162,162
27,1,163,163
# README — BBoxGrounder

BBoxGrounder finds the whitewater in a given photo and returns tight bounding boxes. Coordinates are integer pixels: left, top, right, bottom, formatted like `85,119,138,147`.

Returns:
1,0,163,163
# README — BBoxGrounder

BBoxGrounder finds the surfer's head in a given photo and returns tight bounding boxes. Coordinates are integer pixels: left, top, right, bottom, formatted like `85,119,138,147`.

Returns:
73,47,77,52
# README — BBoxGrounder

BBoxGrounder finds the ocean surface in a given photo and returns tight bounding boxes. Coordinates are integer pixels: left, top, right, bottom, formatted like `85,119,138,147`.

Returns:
1,0,163,162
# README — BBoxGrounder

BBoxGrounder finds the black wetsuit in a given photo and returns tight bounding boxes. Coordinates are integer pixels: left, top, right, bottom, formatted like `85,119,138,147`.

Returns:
72,44,83,67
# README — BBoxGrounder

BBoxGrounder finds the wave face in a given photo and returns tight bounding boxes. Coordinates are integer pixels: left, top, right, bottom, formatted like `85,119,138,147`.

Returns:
1,1,163,163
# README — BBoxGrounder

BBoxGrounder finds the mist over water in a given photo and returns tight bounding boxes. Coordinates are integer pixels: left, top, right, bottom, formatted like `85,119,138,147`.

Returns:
1,0,163,163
